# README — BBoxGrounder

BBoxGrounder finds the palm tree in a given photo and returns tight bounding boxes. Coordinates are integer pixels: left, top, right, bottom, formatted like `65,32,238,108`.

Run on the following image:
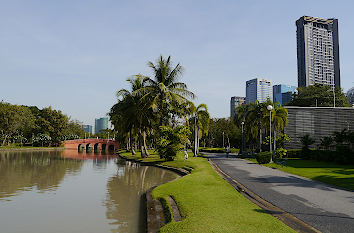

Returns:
133,55,195,126
189,104,210,156
271,103,288,151
110,76,153,157
247,101,268,152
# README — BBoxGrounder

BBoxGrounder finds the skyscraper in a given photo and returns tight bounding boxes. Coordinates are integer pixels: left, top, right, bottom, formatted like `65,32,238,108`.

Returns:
230,96,245,118
273,84,297,106
296,16,340,88
95,117,108,134
246,78,273,104
83,125,93,134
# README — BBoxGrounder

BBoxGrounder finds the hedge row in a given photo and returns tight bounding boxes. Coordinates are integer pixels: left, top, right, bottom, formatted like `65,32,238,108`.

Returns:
199,147,240,154
255,152,272,164
286,147,354,164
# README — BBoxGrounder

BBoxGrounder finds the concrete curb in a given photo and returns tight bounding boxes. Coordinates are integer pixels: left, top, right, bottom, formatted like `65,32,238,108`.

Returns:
118,154,188,233
208,159,321,233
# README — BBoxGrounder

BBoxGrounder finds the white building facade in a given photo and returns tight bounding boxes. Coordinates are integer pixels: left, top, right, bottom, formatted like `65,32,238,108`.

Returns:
246,78,273,104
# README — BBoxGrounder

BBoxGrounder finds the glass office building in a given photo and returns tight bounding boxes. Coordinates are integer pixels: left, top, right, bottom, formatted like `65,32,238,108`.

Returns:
95,117,108,134
273,84,297,106
246,78,273,104
83,125,93,134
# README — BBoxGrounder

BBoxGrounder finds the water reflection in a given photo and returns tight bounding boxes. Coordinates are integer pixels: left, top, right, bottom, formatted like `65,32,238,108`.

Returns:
0,150,179,233
105,161,179,233
0,150,83,200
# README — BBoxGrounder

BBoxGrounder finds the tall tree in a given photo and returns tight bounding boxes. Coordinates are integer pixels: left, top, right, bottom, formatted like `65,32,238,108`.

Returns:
133,55,195,126
189,104,210,156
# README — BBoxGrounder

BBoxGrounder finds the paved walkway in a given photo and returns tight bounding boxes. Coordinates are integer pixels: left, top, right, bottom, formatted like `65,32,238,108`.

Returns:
211,155,354,233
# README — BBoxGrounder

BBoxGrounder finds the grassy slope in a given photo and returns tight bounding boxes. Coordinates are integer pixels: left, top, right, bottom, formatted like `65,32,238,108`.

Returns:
249,158,354,191
143,152,295,233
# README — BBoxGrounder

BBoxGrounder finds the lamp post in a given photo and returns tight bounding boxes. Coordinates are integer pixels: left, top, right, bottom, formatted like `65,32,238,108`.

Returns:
241,121,245,154
267,105,273,163
222,131,225,148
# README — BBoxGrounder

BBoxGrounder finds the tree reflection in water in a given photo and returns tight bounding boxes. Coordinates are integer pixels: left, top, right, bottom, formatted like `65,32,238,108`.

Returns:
0,150,83,201
105,160,179,233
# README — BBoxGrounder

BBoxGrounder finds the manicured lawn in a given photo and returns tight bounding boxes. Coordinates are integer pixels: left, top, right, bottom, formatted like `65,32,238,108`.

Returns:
149,153,295,233
249,158,354,191
119,149,165,163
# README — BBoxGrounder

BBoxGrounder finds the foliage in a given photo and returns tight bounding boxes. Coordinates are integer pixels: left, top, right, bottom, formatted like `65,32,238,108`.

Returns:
0,101,85,146
300,134,315,157
206,118,240,148
287,84,350,107
189,104,210,155
255,152,272,164
235,100,288,152
320,136,333,150
275,148,287,159
110,56,197,157
286,149,302,158
156,126,191,161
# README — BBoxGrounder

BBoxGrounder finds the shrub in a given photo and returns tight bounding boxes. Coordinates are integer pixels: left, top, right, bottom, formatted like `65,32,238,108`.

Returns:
199,147,225,153
286,149,302,158
156,126,191,161
255,152,272,164
300,134,315,156
275,148,287,159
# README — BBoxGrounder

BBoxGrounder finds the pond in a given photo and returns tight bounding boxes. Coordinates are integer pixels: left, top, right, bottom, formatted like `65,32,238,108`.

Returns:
0,150,179,233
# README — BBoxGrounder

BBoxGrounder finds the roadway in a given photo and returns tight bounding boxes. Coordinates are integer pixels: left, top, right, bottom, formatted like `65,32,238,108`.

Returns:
210,154,354,233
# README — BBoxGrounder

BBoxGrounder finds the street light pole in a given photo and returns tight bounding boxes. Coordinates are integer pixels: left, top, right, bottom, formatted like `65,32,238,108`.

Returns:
222,132,225,148
267,105,273,163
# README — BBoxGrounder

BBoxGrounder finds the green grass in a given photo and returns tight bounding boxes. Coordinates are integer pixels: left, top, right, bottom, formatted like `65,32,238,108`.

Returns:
119,149,165,163
149,153,295,233
248,158,354,191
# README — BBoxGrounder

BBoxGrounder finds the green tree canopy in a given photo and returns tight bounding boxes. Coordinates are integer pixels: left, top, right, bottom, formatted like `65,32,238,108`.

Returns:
287,84,350,107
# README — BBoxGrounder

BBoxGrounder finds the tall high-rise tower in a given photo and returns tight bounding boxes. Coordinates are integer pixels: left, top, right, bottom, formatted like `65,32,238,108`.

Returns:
230,96,245,119
296,16,340,88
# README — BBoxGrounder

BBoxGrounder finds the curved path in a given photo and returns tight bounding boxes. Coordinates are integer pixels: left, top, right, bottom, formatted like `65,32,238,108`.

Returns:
210,154,354,233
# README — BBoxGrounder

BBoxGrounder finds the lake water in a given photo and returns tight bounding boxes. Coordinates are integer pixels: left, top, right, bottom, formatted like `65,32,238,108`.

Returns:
0,150,179,233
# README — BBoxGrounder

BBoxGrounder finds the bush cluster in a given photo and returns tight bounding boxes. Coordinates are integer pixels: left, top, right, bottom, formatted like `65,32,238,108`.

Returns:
199,147,240,154
255,152,272,164
284,148,354,164
199,147,225,153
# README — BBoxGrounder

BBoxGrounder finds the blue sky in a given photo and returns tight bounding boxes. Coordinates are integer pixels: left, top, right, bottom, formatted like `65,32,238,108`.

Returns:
1,0,353,126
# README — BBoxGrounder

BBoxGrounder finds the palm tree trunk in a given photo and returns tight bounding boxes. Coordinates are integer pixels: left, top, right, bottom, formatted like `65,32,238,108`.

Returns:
130,129,136,155
259,128,262,152
143,129,149,156
197,125,200,154
194,116,197,156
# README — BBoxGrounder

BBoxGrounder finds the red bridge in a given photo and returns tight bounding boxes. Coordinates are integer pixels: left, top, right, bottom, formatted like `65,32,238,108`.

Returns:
63,139,119,152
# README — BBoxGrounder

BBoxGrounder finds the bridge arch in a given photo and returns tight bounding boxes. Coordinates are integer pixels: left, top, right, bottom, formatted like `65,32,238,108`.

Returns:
78,144,84,151
108,145,115,151
101,144,107,151
94,143,100,151
86,143,92,151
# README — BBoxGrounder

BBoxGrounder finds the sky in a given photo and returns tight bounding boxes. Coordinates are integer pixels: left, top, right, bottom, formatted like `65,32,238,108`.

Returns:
1,0,354,126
